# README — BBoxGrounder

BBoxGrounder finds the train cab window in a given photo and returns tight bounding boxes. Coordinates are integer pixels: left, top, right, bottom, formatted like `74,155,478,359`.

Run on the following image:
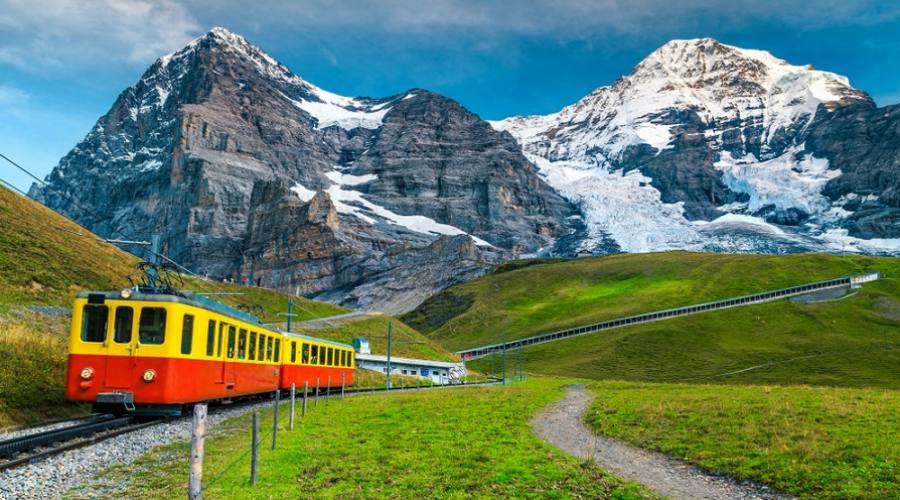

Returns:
266,337,273,361
181,314,194,355
290,341,297,363
238,329,247,359
257,334,266,361
302,343,310,364
227,326,236,359
81,305,108,343
350,352,354,366
206,320,216,356
113,307,133,344
274,339,281,362
249,332,257,361
310,345,318,364
138,308,167,345
327,348,333,366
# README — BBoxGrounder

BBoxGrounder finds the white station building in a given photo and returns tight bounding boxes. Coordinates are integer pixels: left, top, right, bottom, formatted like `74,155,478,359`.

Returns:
352,338,467,384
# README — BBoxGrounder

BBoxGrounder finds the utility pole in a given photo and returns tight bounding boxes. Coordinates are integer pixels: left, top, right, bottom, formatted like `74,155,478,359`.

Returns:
287,299,293,332
386,320,393,390
501,333,507,385
147,234,161,289
278,298,297,333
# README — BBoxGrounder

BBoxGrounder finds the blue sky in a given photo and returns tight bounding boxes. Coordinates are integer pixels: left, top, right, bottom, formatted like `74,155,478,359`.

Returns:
2,0,899,192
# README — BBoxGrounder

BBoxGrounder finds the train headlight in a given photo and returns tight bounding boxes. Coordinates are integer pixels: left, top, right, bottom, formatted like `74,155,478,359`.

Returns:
80,367,94,380
142,369,157,383
120,288,132,299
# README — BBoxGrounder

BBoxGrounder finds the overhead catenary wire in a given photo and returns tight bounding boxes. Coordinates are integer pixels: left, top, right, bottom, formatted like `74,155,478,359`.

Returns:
0,151,238,300
0,152,46,186
0,176,30,197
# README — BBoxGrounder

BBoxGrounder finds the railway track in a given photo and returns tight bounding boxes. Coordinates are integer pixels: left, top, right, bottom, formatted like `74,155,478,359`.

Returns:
0,415,160,472
0,380,498,472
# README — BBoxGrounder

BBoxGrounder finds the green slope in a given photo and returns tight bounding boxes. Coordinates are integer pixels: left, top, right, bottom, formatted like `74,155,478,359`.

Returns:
0,187,344,425
295,314,459,362
404,251,900,387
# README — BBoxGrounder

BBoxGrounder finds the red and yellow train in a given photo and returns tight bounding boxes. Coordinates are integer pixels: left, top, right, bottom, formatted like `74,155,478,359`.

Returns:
66,290,354,415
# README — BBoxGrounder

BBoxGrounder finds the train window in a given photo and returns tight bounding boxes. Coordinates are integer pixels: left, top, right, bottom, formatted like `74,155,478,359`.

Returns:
290,341,297,363
342,351,347,367
81,305,108,343
138,308,166,345
113,307,133,344
227,326,236,359
350,352,354,366
311,345,318,364
327,347,333,366
238,329,247,360
302,343,310,364
181,314,194,355
206,320,216,356
257,334,266,361
274,339,281,362
266,337,273,361
249,332,257,361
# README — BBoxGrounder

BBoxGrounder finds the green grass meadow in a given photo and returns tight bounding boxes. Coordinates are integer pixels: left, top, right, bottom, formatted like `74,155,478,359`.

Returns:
78,380,652,499
587,381,900,498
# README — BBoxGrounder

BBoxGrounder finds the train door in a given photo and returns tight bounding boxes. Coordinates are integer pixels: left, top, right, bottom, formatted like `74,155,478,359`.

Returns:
105,305,135,388
223,325,237,388
216,322,227,384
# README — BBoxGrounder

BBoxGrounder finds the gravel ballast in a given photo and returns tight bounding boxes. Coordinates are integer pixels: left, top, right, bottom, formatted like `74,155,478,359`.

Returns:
0,400,275,500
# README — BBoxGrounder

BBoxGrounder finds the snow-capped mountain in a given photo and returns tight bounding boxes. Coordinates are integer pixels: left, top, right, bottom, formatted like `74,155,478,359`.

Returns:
32,27,579,312
493,38,898,254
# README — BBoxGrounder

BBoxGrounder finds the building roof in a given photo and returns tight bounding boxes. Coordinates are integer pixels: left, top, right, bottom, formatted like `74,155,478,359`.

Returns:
355,353,461,369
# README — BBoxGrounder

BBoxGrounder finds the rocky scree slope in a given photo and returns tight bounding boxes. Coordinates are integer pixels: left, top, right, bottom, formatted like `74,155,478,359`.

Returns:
31,27,580,313
493,38,899,255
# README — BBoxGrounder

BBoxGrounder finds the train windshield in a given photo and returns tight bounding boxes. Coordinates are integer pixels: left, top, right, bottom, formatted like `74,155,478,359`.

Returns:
81,305,108,343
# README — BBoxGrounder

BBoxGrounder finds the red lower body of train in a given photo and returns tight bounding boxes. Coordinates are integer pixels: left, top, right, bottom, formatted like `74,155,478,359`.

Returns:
66,353,354,415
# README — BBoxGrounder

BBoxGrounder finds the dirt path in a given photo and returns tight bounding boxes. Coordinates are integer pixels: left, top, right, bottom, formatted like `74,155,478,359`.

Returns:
532,385,790,499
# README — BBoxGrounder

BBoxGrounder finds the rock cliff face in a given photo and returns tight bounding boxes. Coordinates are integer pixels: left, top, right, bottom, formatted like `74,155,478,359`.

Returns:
493,38,899,254
31,27,578,312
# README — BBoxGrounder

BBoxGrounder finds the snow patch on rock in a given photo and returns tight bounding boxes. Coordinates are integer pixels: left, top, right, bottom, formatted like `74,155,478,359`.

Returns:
293,172,493,247
714,146,840,214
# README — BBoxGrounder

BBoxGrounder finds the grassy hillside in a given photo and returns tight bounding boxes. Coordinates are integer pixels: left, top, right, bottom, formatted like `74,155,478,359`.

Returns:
0,187,343,425
588,381,900,498
295,314,458,362
406,252,900,388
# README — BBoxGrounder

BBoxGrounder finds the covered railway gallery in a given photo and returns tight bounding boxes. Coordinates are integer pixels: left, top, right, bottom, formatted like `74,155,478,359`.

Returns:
67,291,355,415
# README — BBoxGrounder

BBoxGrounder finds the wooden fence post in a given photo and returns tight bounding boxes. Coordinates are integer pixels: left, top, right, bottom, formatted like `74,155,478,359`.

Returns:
272,390,280,449
289,383,296,430
250,411,259,485
315,378,320,409
302,380,308,416
189,403,207,499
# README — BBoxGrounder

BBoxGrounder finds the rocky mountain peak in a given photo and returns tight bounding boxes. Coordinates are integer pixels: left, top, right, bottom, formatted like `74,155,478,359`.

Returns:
493,38,897,255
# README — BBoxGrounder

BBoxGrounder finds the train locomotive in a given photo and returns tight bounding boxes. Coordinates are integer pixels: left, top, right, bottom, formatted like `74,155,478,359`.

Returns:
65,269,354,416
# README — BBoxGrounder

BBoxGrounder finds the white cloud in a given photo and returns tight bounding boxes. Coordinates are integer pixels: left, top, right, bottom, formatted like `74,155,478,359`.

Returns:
0,84,31,119
0,0,200,73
